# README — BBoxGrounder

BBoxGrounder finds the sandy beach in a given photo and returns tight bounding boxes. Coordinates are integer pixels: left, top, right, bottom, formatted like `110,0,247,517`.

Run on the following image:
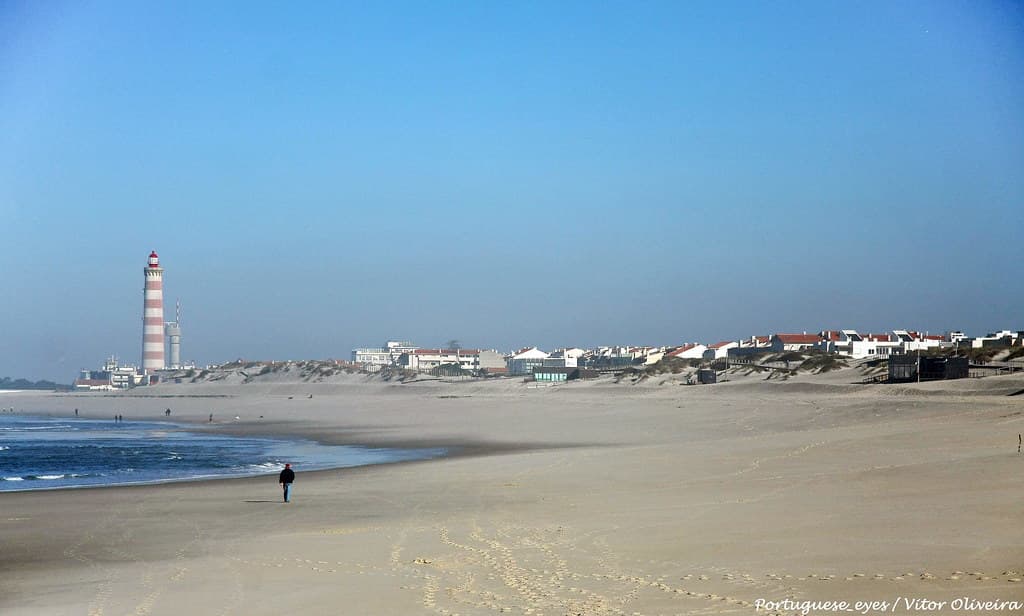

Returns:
2,370,1023,616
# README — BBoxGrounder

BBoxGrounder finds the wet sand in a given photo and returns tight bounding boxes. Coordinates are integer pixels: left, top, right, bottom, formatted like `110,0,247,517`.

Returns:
2,371,1022,615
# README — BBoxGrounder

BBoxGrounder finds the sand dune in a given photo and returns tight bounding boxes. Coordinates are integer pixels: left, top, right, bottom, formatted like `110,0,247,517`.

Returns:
2,370,1022,615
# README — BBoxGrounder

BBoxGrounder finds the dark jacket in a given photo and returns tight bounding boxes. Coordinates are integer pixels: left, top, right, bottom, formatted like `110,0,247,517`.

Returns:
279,468,295,483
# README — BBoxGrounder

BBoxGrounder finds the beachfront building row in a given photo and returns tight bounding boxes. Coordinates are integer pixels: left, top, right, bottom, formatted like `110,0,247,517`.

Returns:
351,342,653,375
955,330,1022,349
620,329,1019,366
815,329,947,359
350,329,1021,377
351,342,511,374
755,329,1020,360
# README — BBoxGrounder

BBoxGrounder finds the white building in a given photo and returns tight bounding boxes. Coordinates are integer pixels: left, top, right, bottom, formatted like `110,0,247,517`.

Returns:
579,346,636,369
351,348,391,371
819,330,900,359
959,330,1022,349
548,347,587,368
400,349,482,372
702,341,738,361
507,347,550,376
666,343,707,360
74,357,145,390
643,348,666,365
351,341,418,371
728,335,772,358
893,330,945,353
770,334,821,353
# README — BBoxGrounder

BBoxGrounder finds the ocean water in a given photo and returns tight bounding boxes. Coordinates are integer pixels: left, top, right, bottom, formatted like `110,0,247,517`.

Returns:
0,414,445,491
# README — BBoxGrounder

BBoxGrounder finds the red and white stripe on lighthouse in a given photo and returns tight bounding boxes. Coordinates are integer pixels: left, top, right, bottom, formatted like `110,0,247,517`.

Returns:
142,251,165,373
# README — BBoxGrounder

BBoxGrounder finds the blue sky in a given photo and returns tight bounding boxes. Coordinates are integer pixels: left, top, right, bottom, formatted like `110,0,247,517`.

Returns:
1,1,1022,381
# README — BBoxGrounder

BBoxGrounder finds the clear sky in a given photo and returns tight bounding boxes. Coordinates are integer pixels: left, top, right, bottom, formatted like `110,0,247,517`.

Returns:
2,1,1022,382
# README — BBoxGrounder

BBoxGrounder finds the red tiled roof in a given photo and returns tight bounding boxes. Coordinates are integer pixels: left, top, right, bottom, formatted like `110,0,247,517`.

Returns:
822,330,841,341
412,349,480,355
923,335,944,341
866,334,891,341
667,343,704,357
774,334,821,344
667,345,692,356
709,341,733,349
756,336,771,344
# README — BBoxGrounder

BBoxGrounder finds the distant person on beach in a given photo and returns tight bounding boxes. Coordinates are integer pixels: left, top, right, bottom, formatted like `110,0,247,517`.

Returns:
279,463,295,503
165,408,171,417
209,413,213,422
74,408,78,417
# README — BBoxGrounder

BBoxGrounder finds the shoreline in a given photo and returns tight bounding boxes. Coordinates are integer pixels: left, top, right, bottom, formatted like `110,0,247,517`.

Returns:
1,410,602,497
0,412,465,495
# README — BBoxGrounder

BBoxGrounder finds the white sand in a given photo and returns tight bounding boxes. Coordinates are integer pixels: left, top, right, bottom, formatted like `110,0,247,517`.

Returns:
2,370,1022,615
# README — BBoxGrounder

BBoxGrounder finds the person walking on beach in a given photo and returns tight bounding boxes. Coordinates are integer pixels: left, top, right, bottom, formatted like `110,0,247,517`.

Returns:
279,463,295,503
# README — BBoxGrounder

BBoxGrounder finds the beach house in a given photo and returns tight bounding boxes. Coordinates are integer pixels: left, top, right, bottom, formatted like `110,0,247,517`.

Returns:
507,347,550,376
351,341,418,371
727,335,772,359
702,341,738,361
665,343,707,360
400,349,481,372
893,330,946,353
817,330,900,359
770,333,821,353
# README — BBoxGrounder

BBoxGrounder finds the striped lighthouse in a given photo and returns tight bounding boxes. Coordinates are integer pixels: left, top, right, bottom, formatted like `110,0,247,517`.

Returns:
142,251,165,373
